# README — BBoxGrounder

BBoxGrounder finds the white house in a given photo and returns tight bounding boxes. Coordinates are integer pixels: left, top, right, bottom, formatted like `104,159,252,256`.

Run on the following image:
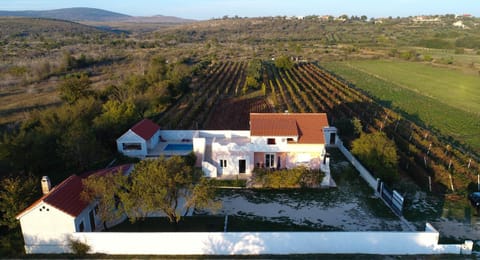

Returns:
118,113,337,180
116,119,161,158
453,20,466,29
202,113,336,178
16,164,133,254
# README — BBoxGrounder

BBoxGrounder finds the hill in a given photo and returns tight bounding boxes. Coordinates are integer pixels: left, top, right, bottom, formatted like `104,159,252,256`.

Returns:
125,15,196,24
0,7,195,23
0,17,109,39
0,7,131,22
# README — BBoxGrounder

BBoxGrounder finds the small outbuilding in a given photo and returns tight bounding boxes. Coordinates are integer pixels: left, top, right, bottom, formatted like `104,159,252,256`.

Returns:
16,164,133,254
116,119,161,158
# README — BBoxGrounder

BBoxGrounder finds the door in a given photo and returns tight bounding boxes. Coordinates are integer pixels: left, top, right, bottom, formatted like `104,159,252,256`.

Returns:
330,133,336,145
239,159,246,174
265,153,275,168
89,209,96,231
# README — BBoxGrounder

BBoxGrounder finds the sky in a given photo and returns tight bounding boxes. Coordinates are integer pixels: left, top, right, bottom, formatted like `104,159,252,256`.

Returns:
1,0,479,20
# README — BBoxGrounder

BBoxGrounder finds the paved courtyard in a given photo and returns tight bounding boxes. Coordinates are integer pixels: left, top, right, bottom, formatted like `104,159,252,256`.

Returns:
213,158,409,232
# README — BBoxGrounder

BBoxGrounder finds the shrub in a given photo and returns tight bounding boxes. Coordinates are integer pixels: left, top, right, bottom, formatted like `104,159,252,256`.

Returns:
253,167,324,188
211,178,247,187
423,54,433,62
68,237,90,255
274,56,294,70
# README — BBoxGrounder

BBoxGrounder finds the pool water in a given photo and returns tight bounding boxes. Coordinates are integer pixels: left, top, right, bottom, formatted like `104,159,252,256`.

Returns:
164,144,193,151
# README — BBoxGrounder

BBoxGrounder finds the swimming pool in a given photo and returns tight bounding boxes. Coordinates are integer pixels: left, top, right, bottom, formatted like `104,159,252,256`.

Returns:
164,144,193,151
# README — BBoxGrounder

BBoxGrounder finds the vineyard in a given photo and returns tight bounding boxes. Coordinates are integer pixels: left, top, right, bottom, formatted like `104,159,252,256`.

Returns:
158,60,478,195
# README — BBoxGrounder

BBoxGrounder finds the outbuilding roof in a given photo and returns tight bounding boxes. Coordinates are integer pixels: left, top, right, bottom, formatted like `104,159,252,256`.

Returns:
130,119,160,140
250,113,329,144
16,164,133,219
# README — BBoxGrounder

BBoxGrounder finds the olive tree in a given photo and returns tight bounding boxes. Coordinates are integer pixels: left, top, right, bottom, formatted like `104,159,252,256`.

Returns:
82,155,219,227
351,132,399,185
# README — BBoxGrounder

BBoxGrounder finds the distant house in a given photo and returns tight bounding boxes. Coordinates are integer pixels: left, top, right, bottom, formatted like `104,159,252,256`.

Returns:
116,119,160,158
16,164,133,254
412,16,440,23
118,113,337,183
453,20,466,29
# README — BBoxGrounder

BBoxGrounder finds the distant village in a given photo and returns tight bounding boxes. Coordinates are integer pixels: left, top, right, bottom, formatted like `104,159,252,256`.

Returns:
215,13,476,29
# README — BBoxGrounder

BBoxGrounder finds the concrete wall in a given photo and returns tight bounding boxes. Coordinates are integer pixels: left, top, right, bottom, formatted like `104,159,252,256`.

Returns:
30,224,467,255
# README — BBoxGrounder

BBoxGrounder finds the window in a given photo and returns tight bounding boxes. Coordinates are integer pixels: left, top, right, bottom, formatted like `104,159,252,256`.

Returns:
267,138,276,145
287,138,294,142
79,222,85,232
123,143,142,150
220,159,227,168
265,154,275,168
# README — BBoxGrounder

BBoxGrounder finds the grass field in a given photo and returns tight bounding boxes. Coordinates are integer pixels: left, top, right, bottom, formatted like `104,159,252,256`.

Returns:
322,60,480,154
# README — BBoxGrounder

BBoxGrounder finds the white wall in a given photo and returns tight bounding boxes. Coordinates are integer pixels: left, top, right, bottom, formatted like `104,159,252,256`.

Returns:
160,130,250,140
200,130,250,139
159,130,196,140
211,149,252,175
62,225,470,255
323,127,338,146
147,131,160,149
75,203,103,232
250,135,297,146
18,202,76,254
193,137,206,167
202,161,217,177
116,130,147,157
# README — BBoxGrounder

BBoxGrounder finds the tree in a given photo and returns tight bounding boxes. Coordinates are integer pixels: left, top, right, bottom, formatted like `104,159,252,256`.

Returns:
246,59,263,82
351,132,399,185
243,59,263,93
94,100,139,130
58,73,92,104
274,56,294,70
82,156,219,226
335,117,362,139
352,118,363,137
81,169,128,226
146,56,168,84
245,76,259,89
58,119,103,170
0,175,39,229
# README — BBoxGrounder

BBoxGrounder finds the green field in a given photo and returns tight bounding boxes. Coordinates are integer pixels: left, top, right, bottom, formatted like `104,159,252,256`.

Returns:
322,60,480,153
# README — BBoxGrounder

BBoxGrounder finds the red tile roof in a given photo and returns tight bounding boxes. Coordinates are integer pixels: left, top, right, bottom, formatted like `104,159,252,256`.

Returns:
250,113,329,144
131,119,160,140
250,117,298,136
16,164,132,219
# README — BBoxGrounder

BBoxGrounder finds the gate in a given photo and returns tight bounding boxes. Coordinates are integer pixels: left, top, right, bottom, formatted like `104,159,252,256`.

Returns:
377,180,404,216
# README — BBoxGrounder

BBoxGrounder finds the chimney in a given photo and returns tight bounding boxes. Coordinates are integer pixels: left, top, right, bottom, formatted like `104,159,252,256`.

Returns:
41,176,51,195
